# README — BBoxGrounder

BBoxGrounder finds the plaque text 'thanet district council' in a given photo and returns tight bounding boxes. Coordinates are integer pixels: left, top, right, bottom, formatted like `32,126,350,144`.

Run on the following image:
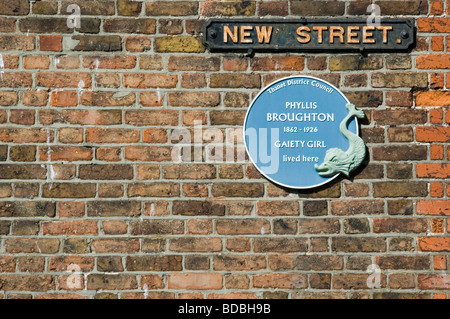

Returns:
203,19,415,53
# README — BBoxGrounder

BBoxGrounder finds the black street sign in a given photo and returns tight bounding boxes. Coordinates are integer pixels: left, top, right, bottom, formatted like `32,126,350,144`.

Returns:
203,19,415,54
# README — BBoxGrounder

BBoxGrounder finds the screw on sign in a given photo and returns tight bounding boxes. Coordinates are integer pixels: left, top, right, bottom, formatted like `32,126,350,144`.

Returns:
244,75,367,189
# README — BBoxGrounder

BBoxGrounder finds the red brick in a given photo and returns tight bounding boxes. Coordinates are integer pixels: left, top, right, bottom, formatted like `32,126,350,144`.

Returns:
430,73,445,89
125,110,178,126
82,55,136,69
430,182,445,197
39,146,93,161
169,238,222,252
23,90,49,106
146,1,199,16
253,273,307,289
417,54,450,69
39,35,62,52
168,273,222,290
36,72,91,88
0,275,54,291
419,274,450,289
48,256,94,272
0,72,32,88
9,110,35,125
416,126,450,142
417,200,450,215
139,92,164,107
124,73,177,88
50,90,78,107
125,146,172,162
433,255,447,270
416,91,450,107
23,55,50,69
201,1,256,16
419,237,450,251
125,36,151,52
418,18,450,32
252,56,304,71
42,220,98,235
417,163,450,178
91,239,139,253
86,128,139,144
373,218,427,233
0,35,35,51
213,255,266,271
0,91,18,106
58,202,85,218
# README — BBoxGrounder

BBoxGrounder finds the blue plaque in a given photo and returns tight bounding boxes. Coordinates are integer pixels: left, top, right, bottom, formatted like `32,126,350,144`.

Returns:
244,75,366,189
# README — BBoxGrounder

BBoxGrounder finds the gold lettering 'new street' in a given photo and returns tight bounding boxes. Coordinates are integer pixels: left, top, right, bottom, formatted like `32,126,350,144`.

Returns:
203,19,415,53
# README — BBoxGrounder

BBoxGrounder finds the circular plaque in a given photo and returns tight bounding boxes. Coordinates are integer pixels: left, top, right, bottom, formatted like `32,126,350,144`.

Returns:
243,75,360,189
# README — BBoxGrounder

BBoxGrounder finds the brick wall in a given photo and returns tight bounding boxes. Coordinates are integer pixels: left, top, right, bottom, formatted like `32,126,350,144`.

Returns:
0,0,448,299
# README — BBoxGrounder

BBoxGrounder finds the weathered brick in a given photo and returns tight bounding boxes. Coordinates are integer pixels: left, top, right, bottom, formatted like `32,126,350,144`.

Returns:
376,255,430,270
212,183,264,197
417,200,450,216
299,218,340,234
210,74,261,88
32,1,57,15
173,200,225,216
373,218,427,233
72,35,122,52
168,91,220,107
87,274,137,290
344,91,383,108
124,73,177,88
39,146,93,162
296,255,343,271
0,275,54,291
201,1,256,16
332,237,386,252
146,1,198,16
168,273,222,290
0,35,34,51
19,17,100,34
213,255,266,271
418,18,450,33
254,238,308,252
291,0,345,16
130,219,183,235
90,238,139,254
333,273,386,289
40,110,121,125
372,73,428,88
126,255,182,271
97,256,124,273
253,273,307,289
169,238,222,252
42,183,96,198
373,182,428,198
104,18,156,34
331,200,384,216
372,145,427,161
61,1,115,15
330,56,382,71
87,128,139,144
0,0,30,15
125,146,172,161
118,0,142,16
42,220,97,235
376,0,428,15
154,36,205,53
